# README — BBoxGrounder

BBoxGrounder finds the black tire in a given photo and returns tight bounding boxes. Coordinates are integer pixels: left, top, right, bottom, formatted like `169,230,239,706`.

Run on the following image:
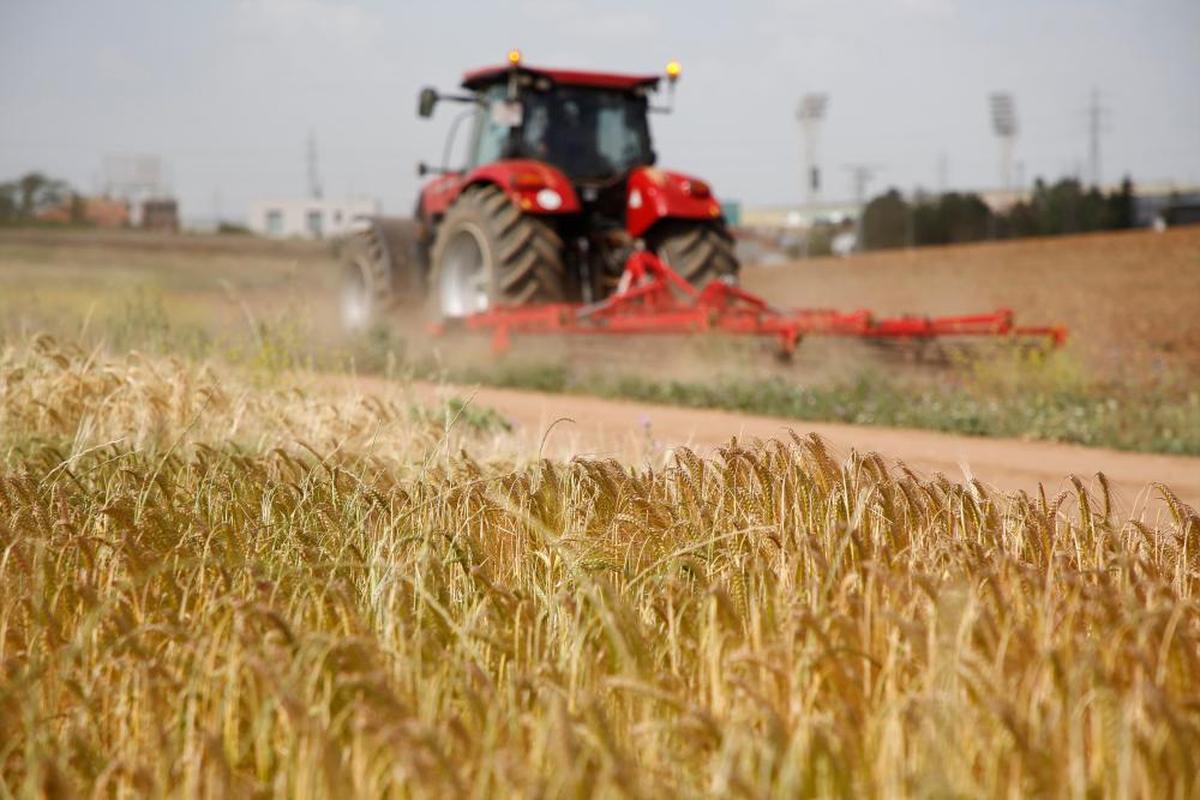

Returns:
649,221,740,287
428,185,565,318
339,217,425,331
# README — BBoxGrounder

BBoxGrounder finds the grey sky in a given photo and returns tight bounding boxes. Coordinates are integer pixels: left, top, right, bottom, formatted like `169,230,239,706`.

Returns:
2,0,1197,222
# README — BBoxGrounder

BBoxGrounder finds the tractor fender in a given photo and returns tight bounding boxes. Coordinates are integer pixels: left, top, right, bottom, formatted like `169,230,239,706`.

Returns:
625,166,723,238
418,160,581,222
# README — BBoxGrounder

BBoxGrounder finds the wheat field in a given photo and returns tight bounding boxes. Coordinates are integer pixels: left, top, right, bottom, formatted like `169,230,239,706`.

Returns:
2,337,1199,798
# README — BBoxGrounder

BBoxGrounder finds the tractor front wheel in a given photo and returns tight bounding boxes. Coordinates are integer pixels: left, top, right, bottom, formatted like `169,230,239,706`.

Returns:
428,185,565,318
649,221,740,288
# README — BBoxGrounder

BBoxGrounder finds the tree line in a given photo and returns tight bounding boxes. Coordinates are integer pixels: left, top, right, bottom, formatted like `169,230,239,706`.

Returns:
858,176,1137,251
0,172,80,225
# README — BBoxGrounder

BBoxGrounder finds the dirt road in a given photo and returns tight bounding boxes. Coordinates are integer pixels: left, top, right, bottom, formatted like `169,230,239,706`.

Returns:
339,377,1200,514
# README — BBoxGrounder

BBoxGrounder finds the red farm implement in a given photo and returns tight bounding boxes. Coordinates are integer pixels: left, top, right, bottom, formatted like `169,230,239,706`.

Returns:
440,249,1067,359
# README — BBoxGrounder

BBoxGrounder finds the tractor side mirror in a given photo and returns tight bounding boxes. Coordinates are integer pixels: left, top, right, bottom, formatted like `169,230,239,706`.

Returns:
417,87,438,118
418,162,457,177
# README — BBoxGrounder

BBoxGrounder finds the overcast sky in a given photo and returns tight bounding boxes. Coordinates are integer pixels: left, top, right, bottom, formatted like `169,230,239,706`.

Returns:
2,0,1197,222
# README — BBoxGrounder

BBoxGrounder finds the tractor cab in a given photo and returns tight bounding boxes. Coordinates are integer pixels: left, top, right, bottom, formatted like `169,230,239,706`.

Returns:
458,60,662,187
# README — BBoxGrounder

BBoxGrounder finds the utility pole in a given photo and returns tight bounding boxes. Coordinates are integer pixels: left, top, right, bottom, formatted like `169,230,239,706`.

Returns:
906,185,917,248
844,163,883,251
1085,88,1109,188
307,131,323,200
845,163,882,207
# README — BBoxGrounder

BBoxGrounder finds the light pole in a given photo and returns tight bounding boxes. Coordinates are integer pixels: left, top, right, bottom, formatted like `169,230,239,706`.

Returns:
796,93,828,257
989,93,1018,194
796,93,828,219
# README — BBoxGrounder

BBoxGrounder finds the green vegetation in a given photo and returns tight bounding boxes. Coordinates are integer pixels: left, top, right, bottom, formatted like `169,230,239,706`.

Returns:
0,172,74,225
860,177,1137,250
3,339,1199,797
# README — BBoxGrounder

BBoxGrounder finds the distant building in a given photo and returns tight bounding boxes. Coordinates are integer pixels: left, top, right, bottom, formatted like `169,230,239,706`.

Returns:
140,198,179,232
1133,186,1200,227
248,197,381,239
741,181,1200,234
740,200,862,231
36,196,130,227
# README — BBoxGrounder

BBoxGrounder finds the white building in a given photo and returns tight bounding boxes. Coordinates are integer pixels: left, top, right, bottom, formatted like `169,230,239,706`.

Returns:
247,197,381,239
741,200,863,231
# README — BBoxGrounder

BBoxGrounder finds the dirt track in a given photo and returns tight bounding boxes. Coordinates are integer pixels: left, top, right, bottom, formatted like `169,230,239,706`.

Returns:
337,377,1200,514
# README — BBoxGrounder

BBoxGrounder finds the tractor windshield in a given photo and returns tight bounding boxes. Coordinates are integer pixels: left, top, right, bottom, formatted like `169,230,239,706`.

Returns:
517,86,653,182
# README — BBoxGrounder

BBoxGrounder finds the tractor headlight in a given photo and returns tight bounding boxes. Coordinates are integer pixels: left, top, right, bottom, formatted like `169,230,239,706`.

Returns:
535,188,562,210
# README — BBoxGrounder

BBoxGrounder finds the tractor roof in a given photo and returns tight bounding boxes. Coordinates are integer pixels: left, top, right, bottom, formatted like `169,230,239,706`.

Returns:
461,64,661,92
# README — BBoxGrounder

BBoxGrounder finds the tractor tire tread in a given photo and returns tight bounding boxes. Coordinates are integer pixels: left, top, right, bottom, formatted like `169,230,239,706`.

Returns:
429,185,564,317
650,222,740,287
338,216,426,330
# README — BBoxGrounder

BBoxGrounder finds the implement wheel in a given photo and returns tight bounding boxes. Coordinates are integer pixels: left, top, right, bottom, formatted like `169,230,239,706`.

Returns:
428,185,565,318
649,221,740,287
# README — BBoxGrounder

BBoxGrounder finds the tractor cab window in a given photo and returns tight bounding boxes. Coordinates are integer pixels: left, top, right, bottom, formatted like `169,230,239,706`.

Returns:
471,85,512,167
518,87,652,182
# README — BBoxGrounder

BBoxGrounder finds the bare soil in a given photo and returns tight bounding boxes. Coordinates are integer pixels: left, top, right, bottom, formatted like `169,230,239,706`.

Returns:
743,226,1200,379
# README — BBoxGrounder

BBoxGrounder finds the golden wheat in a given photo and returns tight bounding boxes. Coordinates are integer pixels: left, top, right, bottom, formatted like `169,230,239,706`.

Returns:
1,340,1198,798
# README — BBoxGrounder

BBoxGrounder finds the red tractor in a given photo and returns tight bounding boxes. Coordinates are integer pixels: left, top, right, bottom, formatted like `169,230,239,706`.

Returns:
341,51,1066,355
340,51,736,328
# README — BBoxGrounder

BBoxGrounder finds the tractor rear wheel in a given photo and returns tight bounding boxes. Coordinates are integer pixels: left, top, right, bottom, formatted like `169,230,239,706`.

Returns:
649,221,740,287
428,185,565,318
339,217,425,331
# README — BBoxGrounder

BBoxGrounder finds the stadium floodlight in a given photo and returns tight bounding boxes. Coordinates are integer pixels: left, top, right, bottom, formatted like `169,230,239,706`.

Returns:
797,93,829,124
989,93,1017,137
796,93,829,212
989,93,1018,192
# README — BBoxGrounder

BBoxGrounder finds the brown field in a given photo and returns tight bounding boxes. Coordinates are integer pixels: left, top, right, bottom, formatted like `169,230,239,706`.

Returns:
3,225,1197,384
744,226,1200,379
0,228,333,338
